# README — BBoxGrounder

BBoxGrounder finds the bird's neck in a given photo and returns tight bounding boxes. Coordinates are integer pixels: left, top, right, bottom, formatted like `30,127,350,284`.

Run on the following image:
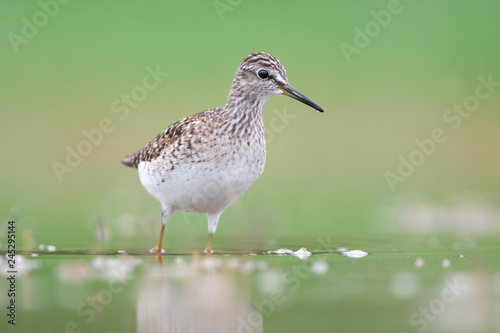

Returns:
225,70,267,119
222,97,265,139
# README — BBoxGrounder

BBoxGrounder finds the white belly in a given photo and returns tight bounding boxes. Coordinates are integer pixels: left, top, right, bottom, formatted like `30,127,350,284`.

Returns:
138,153,264,214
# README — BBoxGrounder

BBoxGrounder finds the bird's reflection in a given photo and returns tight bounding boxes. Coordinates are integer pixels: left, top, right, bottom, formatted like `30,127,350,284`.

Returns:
137,256,263,333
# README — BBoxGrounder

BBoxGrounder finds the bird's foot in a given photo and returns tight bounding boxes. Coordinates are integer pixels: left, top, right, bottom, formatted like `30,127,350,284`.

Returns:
149,246,166,254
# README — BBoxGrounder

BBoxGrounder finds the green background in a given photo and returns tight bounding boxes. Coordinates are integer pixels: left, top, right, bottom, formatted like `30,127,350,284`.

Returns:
1,1,499,332
2,0,498,248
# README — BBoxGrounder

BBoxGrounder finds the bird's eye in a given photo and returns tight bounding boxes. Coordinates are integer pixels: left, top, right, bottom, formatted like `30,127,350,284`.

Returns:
257,69,269,79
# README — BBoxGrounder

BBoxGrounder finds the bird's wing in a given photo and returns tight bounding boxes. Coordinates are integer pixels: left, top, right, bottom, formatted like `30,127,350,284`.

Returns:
121,108,218,168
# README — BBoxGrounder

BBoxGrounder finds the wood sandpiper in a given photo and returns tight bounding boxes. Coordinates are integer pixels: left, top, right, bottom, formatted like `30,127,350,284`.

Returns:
122,52,323,254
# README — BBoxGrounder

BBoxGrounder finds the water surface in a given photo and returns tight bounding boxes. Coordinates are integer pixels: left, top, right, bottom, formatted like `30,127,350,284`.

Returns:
2,236,499,333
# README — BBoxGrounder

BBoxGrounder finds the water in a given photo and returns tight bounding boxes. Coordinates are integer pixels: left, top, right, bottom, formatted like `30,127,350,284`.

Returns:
2,237,499,333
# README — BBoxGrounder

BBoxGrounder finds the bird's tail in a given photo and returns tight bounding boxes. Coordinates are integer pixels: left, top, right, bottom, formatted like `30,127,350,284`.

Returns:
121,153,138,168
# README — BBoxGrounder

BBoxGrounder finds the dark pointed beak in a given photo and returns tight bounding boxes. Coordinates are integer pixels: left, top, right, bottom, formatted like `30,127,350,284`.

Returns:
280,84,324,112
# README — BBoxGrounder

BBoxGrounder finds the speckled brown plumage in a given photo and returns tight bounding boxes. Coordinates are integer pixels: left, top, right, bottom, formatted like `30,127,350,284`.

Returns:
121,52,323,254
122,108,219,169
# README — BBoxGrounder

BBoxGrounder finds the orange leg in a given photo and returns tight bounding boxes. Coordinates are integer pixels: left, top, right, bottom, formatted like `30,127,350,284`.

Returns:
205,233,214,255
153,209,172,254
154,222,166,254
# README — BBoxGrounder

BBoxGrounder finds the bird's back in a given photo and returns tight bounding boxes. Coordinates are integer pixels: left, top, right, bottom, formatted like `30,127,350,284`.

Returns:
121,107,223,169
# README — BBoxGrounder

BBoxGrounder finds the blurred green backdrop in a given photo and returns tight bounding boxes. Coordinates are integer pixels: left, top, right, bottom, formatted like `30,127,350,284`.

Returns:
1,0,500,250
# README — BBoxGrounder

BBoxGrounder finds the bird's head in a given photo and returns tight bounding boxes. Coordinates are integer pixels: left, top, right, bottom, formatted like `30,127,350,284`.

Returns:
228,52,324,112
